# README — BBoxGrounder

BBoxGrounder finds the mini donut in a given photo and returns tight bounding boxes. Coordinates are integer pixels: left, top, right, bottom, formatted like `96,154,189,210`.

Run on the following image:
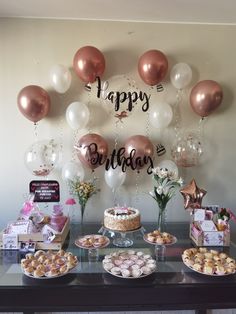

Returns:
33,269,45,278
193,263,202,272
57,249,66,256
136,251,144,257
31,260,39,268
147,235,155,242
141,266,152,275
155,237,164,245
103,263,114,271
21,259,30,268
121,269,131,277
110,267,121,275
59,265,68,274
25,253,34,260
131,268,142,278
203,265,214,275
219,253,227,259
24,266,35,275
215,265,226,275
114,259,123,266
120,263,129,270
34,250,45,258
130,264,140,270
38,255,46,264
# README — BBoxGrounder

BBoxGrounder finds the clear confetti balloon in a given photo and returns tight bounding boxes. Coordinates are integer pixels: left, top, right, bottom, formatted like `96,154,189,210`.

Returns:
171,131,203,167
24,139,60,176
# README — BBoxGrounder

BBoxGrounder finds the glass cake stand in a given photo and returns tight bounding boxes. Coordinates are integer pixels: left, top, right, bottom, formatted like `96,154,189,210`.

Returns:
98,226,146,248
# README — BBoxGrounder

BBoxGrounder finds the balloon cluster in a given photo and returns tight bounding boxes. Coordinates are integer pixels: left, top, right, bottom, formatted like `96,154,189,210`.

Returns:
17,45,224,181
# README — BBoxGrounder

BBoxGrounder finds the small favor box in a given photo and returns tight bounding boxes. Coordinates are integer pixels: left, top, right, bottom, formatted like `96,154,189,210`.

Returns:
0,218,70,250
190,218,230,247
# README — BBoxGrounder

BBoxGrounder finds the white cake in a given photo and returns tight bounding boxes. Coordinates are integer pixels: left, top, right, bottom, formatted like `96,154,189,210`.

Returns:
104,206,141,231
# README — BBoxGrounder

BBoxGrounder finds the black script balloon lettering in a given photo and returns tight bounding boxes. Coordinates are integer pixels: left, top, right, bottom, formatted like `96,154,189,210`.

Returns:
105,147,154,175
86,143,106,167
96,76,151,112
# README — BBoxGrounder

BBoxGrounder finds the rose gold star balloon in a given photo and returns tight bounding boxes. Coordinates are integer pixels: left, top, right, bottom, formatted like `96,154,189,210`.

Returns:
180,179,207,210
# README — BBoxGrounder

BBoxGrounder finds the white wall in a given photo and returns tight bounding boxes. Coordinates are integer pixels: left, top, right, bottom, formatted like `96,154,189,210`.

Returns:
0,18,235,229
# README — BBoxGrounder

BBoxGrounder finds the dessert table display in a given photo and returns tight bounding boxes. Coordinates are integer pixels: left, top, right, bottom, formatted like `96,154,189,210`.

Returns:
1,222,236,314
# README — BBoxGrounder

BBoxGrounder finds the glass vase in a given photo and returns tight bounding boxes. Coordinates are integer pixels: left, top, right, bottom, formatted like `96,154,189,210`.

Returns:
69,204,85,225
157,204,167,232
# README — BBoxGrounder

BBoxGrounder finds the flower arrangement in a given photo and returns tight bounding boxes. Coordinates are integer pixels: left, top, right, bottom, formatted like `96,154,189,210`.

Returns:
216,208,231,231
149,166,183,231
68,177,99,223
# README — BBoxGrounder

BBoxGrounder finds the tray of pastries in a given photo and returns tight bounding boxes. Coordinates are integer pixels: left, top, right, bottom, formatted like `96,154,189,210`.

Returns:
143,230,177,245
103,249,157,279
21,249,78,279
182,247,236,276
75,234,110,249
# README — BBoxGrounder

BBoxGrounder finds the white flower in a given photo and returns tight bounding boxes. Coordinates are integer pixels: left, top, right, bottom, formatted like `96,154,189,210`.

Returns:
151,167,159,175
156,186,163,195
149,191,155,197
168,171,178,180
160,168,169,178
178,177,184,185
162,186,170,196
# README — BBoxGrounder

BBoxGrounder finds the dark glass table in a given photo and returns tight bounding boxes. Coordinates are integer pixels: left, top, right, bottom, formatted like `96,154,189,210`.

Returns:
0,222,236,314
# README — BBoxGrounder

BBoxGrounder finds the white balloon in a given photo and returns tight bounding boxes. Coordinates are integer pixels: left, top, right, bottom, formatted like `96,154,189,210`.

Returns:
157,159,179,177
61,161,85,181
66,102,90,130
170,63,192,89
24,139,60,176
105,167,126,191
149,102,173,129
49,64,72,93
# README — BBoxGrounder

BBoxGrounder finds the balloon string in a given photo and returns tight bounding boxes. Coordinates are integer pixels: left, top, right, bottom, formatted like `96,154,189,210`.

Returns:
198,117,206,138
58,116,64,163
72,129,78,161
198,117,206,150
34,122,38,140
86,83,92,134
146,108,150,138
112,188,118,206
173,89,183,138
58,95,65,160
134,171,140,207
114,121,119,149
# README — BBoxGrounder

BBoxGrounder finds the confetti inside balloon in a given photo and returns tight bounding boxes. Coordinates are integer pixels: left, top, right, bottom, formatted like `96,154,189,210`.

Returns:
171,131,203,167
24,139,60,176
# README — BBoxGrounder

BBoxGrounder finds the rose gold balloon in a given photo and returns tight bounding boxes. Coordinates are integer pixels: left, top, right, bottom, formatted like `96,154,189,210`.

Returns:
75,133,108,170
17,85,50,123
138,50,168,86
190,80,223,117
73,46,105,83
180,179,207,211
124,135,154,169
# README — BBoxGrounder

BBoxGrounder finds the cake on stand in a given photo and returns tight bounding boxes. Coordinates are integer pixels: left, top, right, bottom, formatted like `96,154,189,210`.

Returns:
98,225,146,248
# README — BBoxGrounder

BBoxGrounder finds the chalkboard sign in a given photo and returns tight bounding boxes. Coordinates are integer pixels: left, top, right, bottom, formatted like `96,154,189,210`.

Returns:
29,180,60,202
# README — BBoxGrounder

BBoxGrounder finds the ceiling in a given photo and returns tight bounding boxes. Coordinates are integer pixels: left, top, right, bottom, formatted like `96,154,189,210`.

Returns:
1,0,236,24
